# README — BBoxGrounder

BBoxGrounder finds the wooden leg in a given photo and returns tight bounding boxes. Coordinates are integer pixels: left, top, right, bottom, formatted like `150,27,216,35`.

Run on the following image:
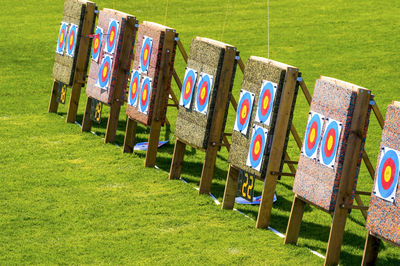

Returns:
105,101,121,144
81,96,93,132
284,195,306,244
222,164,239,209
325,206,349,265
123,117,137,153
169,139,186,180
255,172,279,228
66,82,82,123
199,145,218,194
48,80,59,113
145,121,162,167
361,233,381,266
354,194,368,220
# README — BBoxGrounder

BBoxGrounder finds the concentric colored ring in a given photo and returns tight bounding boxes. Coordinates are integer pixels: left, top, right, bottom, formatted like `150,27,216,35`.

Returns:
195,74,211,113
320,120,340,166
97,55,112,89
57,22,68,54
180,69,196,108
236,91,253,132
140,37,152,72
377,149,399,199
139,77,151,114
257,81,275,124
92,27,103,61
66,24,78,56
249,127,266,169
105,20,118,54
304,113,322,158
128,70,140,106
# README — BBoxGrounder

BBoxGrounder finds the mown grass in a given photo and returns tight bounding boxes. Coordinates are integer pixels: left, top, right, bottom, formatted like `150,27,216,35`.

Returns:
0,0,399,264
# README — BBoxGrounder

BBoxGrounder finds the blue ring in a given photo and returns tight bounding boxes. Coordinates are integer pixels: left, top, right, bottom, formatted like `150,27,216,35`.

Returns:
128,70,140,106
236,91,252,132
249,127,266,169
304,113,322,158
195,74,211,113
257,82,275,123
97,55,112,89
66,24,78,56
181,69,196,107
140,37,152,72
139,77,151,113
377,149,399,198
57,23,68,54
105,20,118,54
320,120,340,165
91,27,103,61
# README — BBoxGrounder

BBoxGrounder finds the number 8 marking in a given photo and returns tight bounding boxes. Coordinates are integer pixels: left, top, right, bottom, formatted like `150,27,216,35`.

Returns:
247,175,254,200
242,173,249,198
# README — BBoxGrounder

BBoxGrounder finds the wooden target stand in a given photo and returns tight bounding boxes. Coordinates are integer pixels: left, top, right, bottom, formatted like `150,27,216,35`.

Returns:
168,43,240,195
81,16,138,144
283,89,387,266
123,31,179,167
48,1,97,123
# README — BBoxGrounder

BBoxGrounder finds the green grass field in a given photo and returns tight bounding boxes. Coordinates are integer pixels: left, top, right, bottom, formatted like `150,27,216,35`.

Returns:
1,0,399,264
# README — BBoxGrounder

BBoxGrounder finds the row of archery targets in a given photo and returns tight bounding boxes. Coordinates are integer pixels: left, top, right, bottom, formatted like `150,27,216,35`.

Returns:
48,1,399,265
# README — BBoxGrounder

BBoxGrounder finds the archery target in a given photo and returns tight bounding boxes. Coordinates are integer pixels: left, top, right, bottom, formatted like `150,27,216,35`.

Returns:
91,26,103,62
179,67,198,109
66,23,78,57
104,19,119,54
128,69,140,107
374,147,400,202
234,89,255,135
56,22,68,55
246,125,269,171
302,111,324,160
194,72,213,115
140,36,153,73
139,76,152,115
319,118,342,168
255,80,277,126
96,55,113,90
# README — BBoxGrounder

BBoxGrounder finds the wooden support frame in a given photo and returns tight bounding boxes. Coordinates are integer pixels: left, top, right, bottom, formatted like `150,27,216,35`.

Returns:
48,1,97,123
284,88,372,266
123,26,177,167
82,14,138,144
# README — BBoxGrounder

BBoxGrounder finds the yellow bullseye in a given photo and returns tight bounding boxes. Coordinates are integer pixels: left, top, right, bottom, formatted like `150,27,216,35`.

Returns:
144,49,148,61
241,105,247,119
69,34,74,46
94,38,99,49
102,65,108,78
110,31,115,43
327,135,334,150
185,82,191,94
142,89,147,101
310,128,316,143
132,83,137,93
60,32,64,43
384,166,392,183
254,141,260,155
201,87,206,99
263,95,269,110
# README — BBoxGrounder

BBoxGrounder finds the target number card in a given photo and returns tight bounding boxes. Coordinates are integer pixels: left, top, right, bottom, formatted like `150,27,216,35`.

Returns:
318,117,343,169
234,89,255,135
246,125,269,172
138,76,152,115
104,19,119,55
255,80,277,126
56,22,69,55
236,169,255,202
91,26,103,62
302,111,324,160
96,55,113,90
56,82,67,104
179,67,198,109
194,72,213,115
373,147,400,203
90,98,102,124
128,69,141,107
140,36,153,73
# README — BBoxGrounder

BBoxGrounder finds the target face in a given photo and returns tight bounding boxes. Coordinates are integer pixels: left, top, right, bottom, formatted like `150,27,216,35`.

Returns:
56,22,68,55
374,147,400,202
96,55,113,90
234,89,255,135
194,73,213,115
255,80,277,126
302,111,324,159
104,20,119,54
319,118,342,168
66,23,78,57
139,76,152,114
246,125,268,171
140,36,153,73
179,67,198,109
91,27,103,62
128,69,140,107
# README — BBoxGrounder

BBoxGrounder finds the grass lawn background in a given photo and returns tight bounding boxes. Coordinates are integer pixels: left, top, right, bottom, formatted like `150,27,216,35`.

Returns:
0,0,399,264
